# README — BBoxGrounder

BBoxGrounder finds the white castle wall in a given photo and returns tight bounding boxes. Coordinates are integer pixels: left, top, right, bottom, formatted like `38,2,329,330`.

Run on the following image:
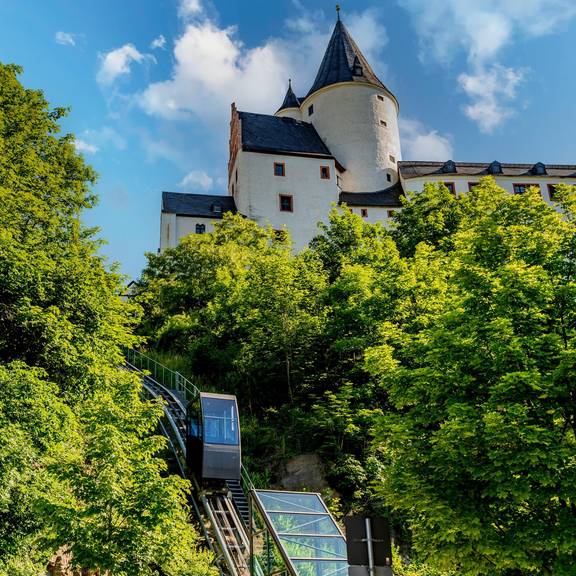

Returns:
232,150,339,250
302,83,401,193
160,211,217,252
275,107,303,121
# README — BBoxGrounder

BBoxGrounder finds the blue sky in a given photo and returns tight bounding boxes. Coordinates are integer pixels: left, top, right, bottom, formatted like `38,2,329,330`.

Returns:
1,0,575,279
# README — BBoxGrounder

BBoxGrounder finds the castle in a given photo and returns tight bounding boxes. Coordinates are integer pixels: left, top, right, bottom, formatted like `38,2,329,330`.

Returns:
159,15,576,252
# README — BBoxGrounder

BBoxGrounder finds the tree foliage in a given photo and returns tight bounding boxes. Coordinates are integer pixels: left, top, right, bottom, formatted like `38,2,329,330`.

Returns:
138,178,576,575
0,62,213,575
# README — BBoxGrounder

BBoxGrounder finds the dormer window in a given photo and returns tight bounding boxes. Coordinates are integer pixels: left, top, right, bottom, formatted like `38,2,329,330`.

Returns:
211,202,222,214
442,160,456,174
488,161,503,175
531,162,547,176
351,56,363,76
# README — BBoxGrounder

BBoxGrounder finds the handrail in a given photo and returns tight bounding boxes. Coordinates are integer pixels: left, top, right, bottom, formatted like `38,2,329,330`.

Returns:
125,348,200,400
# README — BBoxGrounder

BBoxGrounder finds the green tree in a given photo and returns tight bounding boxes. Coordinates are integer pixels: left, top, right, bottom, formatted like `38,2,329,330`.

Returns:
367,179,576,575
0,63,213,574
391,182,463,257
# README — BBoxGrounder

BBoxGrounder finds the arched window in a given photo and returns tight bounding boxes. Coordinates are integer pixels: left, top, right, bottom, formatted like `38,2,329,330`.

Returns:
196,223,206,234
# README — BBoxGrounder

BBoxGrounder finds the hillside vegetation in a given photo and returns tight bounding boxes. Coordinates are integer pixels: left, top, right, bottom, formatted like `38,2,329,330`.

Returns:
0,63,214,576
135,180,576,576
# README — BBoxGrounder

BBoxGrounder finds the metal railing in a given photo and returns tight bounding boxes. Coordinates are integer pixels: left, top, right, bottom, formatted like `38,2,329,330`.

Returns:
125,348,200,401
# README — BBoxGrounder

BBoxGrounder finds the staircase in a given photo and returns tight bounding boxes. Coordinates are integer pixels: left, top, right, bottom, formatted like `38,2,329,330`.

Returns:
227,479,250,528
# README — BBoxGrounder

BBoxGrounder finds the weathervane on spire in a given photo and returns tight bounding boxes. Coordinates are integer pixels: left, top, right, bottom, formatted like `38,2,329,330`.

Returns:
336,4,341,20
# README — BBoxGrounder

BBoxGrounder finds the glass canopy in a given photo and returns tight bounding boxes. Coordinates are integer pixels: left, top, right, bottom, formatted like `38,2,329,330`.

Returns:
253,490,349,576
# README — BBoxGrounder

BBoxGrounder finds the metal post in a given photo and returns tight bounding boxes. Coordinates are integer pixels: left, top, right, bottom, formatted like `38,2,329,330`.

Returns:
365,518,375,576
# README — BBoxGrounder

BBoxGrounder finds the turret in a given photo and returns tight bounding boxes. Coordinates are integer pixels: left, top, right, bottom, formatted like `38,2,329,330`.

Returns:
301,16,401,193
275,80,302,120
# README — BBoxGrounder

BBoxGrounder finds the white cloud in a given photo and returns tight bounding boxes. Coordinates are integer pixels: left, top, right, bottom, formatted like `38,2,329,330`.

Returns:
55,31,77,46
400,118,453,161
179,170,214,191
458,65,525,133
74,139,98,155
398,0,576,131
82,126,127,151
97,44,154,87
179,0,203,19
150,35,166,50
139,8,389,128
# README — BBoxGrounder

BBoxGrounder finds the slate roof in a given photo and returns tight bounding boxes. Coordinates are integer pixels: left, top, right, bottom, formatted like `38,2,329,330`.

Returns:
307,20,394,101
277,81,301,112
162,192,236,218
239,111,333,157
399,161,576,180
339,182,404,207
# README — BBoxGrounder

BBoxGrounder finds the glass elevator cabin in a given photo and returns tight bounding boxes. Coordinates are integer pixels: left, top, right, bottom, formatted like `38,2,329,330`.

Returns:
187,392,241,481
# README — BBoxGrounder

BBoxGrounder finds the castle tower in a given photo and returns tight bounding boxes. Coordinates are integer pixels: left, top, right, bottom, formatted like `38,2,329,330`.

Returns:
300,17,401,193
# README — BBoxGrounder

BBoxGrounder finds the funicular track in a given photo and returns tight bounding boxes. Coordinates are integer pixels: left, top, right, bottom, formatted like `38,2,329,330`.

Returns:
126,353,250,576
126,350,348,576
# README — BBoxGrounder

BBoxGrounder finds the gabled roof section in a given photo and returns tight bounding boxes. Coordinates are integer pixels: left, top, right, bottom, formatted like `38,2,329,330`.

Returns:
277,80,301,112
162,192,236,219
239,111,333,157
306,19,389,98
399,161,576,180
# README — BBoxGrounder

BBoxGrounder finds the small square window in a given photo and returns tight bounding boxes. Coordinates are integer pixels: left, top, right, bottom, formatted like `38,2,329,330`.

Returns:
320,166,330,180
389,155,396,163
380,119,387,127
387,173,392,182
548,184,558,201
274,162,285,177
377,95,384,102
444,182,456,195
387,209,396,218
361,208,368,218
308,104,314,116
468,182,479,191
279,194,293,212
513,183,540,195
196,223,206,234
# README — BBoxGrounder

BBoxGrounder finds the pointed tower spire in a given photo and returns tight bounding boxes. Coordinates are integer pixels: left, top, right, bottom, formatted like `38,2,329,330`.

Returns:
306,17,390,99
277,78,301,112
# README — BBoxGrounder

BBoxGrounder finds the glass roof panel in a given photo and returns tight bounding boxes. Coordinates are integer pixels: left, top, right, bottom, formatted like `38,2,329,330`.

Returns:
268,513,340,536
279,536,347,559
253,491,349,576
291,560,349,576
256,491,328,513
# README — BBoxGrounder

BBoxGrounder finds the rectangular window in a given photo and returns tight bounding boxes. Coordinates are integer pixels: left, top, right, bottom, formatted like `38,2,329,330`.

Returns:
444,182,456,195
387,209,396,218
308,104,314,116
274,162,285,177
235,169,238,182
377,95,384,101
548,183,558,201
361,208,368,218
279,194,293,212
231,184,235,196
468,182,479,191
513,183,540,195
389,155,396,163
387,173,392,182
320,165,330,180
195,223,206,234
380,119,387,127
